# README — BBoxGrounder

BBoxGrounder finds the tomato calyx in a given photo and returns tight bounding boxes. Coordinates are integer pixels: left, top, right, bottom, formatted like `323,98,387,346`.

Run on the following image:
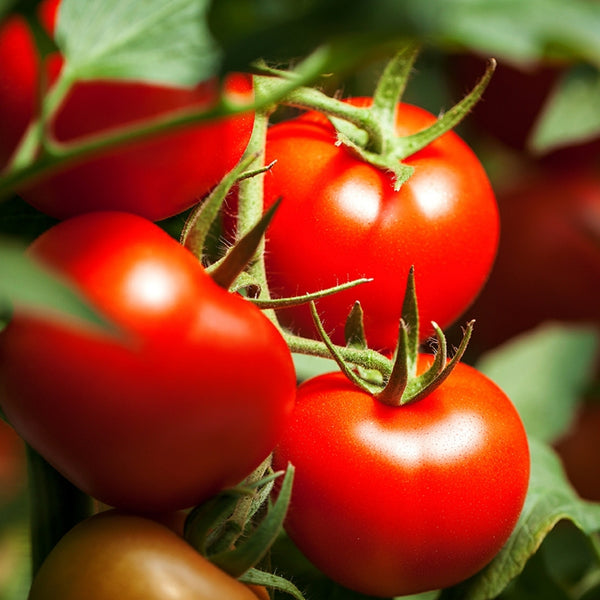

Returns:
310,266,474,406
257,48,496,190
184,463,305,599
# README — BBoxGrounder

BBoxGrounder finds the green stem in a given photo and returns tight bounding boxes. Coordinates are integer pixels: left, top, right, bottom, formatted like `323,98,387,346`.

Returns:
285,332,393,377
26,446,93,577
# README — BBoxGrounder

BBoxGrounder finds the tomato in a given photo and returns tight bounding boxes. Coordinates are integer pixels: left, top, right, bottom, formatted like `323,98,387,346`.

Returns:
464,167,600,354
0,0,254,221
28,510,266,600
259,100,499,352
273,357,530,597
555,400,600,503
0,212,296,512
0,419,26,504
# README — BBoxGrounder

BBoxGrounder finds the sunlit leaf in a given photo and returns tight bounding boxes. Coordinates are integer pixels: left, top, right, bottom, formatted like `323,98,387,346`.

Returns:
529,64,600,153
56,0,220,86
476,323,598,444
451,439,600,600
0,238,109,329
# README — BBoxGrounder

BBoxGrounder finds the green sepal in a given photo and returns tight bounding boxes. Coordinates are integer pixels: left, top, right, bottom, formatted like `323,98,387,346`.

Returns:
252,277,372,310
239,568,306,600
393,58,497,160
309,301,381,395
208,198,282,290
183,487,251,556
209,464,295,578
180,152,258,260
344,301,368,351
401,320,474,406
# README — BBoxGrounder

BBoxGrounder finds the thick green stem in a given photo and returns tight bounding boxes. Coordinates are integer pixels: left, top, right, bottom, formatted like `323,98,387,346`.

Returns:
26,446,93,577
235,108,273,305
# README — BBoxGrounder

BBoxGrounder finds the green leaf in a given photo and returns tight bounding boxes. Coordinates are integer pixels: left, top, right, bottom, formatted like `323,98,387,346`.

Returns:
453,439,600,600
433,0,600,66
529,64,600,154
55,0,221,86
476,323,599,444
0,0,14,20
210,0,600,74
0,238,110,329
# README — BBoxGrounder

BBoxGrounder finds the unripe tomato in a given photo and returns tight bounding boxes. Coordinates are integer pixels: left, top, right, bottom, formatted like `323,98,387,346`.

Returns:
0,0,254,221
28,511,266,600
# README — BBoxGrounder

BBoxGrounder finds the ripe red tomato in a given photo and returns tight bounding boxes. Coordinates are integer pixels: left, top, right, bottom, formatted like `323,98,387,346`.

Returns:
28,510,267,600
273,356,530,597
0,0,254,221
260,100,499,352
465,167,600,353
0,418,26,504
0,212,296,512
555,401,600,503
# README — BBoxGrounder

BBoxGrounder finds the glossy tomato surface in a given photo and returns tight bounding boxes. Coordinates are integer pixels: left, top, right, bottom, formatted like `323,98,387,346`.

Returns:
261,100,499,353
273,357,530,597
0,212,295,512
0,0,254,221
28,510,264,600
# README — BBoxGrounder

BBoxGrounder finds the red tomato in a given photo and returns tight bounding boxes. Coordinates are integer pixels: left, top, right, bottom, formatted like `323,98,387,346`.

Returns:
260,100,499,352
28,510,266,600
0,212,296,512
555,401,600,503
0,0,254,221
465,167,600,353
273,357,530,597
0,419,26,503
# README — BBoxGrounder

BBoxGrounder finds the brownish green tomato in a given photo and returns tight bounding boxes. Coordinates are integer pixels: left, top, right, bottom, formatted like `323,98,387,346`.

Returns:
28,511,265,600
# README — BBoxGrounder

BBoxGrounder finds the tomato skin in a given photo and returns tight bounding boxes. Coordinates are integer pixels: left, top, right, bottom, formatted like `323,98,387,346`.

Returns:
273,357,530,597
555,402,600,503
0,212,296,512
0,0,254,221
28,510,263,600
261,100,499,352
465,168,600,353
0,419,26,504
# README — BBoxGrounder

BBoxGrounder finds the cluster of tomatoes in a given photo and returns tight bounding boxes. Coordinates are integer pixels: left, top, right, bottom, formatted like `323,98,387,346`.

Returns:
0,2,532,599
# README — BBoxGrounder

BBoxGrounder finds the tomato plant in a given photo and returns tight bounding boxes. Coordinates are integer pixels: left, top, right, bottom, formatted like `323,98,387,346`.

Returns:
28,510,267,600
0,211,296,512
465,166,600,354
0,0,254,221
260,98,499,353
273,356,530,597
